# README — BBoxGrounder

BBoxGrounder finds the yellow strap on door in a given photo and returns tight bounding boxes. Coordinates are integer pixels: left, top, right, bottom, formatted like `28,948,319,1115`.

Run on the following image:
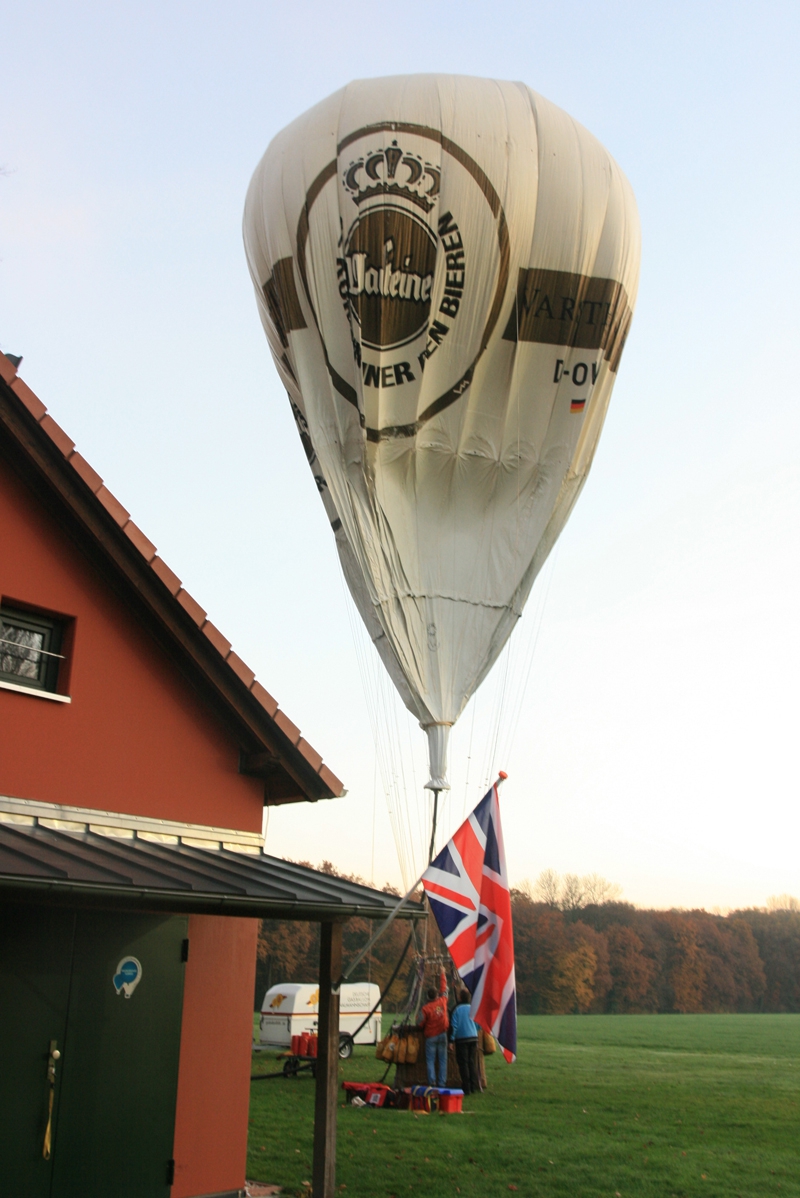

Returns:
43,1086,54,1160
43,1040,60,1160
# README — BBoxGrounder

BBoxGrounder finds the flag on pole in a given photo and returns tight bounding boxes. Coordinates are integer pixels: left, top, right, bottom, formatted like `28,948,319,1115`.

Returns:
421,778,517,1062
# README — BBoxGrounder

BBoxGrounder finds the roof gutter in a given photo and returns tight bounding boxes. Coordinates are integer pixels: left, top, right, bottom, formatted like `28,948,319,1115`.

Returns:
0,874,426,923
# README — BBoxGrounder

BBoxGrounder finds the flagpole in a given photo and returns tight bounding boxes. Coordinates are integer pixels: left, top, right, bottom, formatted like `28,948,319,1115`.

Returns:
333,774,508,991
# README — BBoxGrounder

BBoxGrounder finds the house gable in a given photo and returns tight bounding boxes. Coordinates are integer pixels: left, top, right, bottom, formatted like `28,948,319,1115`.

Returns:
0,456,267,830
0,353,343,830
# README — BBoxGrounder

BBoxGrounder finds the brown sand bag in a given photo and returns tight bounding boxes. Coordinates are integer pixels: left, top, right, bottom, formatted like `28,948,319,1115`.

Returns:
404,1032,420,1064
396,1035,408,1064
481,1028,497,1055
382,1033,399,1062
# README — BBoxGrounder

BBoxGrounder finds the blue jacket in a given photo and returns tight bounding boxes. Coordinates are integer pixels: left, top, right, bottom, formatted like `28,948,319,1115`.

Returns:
450,1003,479,1040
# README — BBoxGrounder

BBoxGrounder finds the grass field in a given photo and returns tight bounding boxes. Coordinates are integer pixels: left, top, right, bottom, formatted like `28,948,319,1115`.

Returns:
247,1014,800,1197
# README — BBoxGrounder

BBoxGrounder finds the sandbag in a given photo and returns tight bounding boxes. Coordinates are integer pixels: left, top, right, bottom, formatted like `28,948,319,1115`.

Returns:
382,1033,399,1062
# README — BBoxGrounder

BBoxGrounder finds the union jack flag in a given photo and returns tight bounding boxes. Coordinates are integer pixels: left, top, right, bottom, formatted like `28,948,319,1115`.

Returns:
421,779,517,1062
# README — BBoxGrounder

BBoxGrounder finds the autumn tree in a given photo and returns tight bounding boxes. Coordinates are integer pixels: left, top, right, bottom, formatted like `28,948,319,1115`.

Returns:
606,925,657,1012
256,863,800,1017
734,908,800,1012
511,892,571,1013
530,870,621,913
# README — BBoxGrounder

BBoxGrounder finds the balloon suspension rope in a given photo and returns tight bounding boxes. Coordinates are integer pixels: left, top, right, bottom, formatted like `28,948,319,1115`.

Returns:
428,788,441,865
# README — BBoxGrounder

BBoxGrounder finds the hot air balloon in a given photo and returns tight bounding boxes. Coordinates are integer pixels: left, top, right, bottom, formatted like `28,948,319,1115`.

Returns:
243,75,640,843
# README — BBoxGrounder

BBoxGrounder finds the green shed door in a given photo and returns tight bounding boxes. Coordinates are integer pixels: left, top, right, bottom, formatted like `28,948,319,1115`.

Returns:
0,904,76,1198
50,911,188,1198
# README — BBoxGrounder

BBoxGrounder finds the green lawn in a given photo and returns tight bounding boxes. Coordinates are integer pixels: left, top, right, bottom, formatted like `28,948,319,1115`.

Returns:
247,1014,800,1197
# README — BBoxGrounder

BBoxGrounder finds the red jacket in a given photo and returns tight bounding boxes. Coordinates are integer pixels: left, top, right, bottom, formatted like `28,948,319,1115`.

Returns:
420,996,449,1038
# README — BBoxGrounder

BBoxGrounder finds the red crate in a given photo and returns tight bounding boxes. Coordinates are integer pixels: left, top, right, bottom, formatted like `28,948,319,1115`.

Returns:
342,1082,391,1107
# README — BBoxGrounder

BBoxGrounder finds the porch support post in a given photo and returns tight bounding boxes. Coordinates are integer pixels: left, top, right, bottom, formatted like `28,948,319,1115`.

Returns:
313,920,342,1198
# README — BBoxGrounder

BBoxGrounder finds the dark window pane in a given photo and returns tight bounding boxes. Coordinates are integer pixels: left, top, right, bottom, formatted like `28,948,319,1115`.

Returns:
0,609,63,692
0,623,46,682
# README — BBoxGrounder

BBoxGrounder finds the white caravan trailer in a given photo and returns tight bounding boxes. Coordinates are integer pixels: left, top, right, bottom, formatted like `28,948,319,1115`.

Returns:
260,983,381,1056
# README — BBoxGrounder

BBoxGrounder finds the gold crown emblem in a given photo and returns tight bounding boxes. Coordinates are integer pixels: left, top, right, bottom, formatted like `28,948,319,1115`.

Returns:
343,141,441,213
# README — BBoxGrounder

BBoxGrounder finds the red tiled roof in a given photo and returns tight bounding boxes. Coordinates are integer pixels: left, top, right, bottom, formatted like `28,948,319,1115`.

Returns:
0,351,344,803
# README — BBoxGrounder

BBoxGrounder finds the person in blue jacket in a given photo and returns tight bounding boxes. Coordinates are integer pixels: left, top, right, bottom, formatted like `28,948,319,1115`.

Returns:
449,989,481,1094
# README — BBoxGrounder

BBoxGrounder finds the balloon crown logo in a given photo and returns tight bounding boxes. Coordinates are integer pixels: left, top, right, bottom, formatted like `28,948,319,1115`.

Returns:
342,141,440,214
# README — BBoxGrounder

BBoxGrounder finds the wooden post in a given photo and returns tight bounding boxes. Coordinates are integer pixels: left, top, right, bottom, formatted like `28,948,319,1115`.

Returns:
313,921,342,1198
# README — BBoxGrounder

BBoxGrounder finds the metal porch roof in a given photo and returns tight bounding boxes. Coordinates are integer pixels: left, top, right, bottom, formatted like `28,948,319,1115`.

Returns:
0,823,423,922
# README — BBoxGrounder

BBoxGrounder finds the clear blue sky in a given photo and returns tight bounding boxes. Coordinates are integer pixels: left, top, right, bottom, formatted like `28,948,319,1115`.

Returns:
2,0,798,908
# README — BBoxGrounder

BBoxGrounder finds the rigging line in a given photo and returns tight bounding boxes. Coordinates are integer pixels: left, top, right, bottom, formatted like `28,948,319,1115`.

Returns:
388,674,416,880
512,549,558,753
504,574,551,746
338,574,410,889
477,214,525,792
487,639,513,785
374,660,412,888
498,545,560,768
380,670,413,888
371,753,377,885
483,672,496,777
379,668,415,891
477,232,527,794
462,693,478,820
477,633,511,793
492,608,534,770
347,929,414,1043
400,705,424,881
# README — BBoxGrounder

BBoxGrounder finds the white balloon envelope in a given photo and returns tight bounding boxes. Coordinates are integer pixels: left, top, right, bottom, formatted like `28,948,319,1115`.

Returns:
244,74,640,792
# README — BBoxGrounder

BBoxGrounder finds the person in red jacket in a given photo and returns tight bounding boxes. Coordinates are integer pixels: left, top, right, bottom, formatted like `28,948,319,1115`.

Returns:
419,971,449,1087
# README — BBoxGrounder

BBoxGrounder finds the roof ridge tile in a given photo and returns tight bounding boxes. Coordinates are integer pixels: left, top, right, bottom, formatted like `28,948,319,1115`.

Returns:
11,376,47,421
177,589,207,627
201,619,231,656
274,710,301,746
0,353,18,384
96,484,130,527
296,738,323,773
225,651,256,689
68,452,103,493
250,680,278,718
150,556,182,595
39,414,75,457
319,764,345,797
123,519,157,562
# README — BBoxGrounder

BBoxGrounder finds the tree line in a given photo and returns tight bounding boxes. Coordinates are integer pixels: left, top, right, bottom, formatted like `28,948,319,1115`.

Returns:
254,864,800,1016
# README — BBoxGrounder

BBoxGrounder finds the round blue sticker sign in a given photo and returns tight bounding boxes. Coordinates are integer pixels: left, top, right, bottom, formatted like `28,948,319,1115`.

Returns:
113,956,142,998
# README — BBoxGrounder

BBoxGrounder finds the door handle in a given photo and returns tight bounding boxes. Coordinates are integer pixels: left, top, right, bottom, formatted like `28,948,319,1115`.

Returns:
43,1040,61,1160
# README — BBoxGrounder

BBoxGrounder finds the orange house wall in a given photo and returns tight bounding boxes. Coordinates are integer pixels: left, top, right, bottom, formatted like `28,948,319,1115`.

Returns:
172,914,258,1198
0,457,264,832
